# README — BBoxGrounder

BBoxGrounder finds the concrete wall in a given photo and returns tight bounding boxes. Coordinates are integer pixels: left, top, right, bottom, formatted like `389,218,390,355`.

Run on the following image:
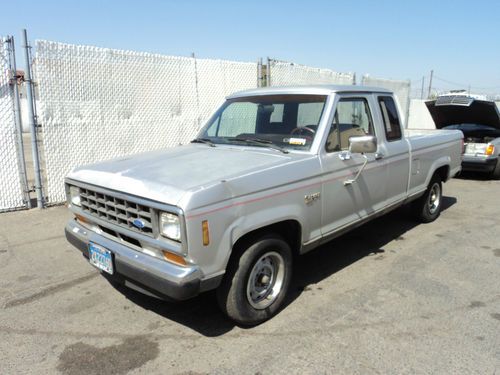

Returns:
407,99,435,129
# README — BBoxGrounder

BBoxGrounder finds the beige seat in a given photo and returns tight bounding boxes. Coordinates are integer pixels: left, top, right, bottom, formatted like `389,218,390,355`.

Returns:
326,125,366,151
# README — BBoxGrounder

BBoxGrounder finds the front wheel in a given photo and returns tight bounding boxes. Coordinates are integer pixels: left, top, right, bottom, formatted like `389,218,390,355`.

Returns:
412,175,442,223
216,235,293,326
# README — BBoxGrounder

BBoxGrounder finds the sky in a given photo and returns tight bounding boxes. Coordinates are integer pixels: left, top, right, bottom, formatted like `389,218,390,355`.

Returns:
2,0,499,97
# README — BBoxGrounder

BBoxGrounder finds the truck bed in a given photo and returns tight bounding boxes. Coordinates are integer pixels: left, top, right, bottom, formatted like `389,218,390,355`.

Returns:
405,129,463,197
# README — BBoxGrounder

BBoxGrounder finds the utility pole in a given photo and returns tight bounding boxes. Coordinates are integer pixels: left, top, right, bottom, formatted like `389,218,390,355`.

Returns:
427,70,434,99
420,76,425,99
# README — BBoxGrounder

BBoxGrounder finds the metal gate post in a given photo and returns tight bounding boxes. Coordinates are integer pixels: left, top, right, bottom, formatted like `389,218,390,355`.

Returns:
22,29,44,209
405,80,411,129
7,36,31,208
266,57,271,87
257,58,263,88
192,52,200,129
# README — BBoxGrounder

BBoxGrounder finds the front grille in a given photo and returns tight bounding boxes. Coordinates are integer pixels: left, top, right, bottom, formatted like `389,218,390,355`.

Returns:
80,188,154,236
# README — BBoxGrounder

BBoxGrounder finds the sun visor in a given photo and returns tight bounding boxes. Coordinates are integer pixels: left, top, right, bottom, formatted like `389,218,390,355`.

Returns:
426,96,500,129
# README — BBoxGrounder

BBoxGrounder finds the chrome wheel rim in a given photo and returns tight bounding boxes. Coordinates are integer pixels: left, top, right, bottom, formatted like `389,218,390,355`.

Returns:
246,251,285,310
428,183,441,215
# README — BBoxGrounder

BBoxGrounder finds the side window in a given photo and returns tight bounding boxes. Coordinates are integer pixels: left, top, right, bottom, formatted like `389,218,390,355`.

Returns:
326,98,373,152
378,96,402,141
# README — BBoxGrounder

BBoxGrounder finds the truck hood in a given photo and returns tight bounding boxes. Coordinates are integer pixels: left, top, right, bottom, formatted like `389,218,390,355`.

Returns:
426,96,500,129
67,144,293,206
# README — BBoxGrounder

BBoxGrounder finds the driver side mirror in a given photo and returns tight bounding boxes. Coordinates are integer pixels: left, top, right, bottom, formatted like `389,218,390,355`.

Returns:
349,135,377,154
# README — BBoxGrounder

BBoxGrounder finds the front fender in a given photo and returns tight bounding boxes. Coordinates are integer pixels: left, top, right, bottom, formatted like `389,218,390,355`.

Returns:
229,204,304,247
217,203,305,271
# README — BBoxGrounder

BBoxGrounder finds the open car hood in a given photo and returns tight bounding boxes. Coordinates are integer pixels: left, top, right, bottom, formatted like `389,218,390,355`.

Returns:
426,96,500,130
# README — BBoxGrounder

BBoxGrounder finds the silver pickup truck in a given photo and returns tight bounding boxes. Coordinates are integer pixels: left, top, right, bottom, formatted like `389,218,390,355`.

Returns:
65,85,462,325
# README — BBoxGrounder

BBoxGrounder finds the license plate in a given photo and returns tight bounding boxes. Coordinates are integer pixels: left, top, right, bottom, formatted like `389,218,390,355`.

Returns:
89,243,114,274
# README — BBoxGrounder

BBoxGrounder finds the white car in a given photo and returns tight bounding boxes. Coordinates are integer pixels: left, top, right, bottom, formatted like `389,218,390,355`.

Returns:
426,95,500,178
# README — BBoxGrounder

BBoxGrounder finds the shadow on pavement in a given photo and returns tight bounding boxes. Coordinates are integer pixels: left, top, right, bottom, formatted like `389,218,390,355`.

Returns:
107,196,457,337
285,196,456,306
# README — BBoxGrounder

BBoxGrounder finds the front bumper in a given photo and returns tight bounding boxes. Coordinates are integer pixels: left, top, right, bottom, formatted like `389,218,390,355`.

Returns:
461,155,498,173
65,219,204,300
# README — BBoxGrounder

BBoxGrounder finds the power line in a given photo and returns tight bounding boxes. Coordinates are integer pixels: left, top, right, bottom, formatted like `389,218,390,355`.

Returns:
433,75,500,90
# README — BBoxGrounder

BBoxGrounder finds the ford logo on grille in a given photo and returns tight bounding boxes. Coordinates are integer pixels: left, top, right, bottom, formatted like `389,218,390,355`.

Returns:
131,218,146,229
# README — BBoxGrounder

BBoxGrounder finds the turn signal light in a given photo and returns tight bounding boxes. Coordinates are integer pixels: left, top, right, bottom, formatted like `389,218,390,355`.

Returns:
75,214,89,224
162,250,187,267
202,220,210,246
485,144,495,156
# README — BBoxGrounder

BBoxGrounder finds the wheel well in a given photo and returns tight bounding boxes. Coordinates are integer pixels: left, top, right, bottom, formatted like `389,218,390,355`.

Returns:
232,220,302,257
434,165,449,182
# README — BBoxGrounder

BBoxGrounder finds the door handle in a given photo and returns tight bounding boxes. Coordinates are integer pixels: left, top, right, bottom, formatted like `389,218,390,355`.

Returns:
375,152,384,160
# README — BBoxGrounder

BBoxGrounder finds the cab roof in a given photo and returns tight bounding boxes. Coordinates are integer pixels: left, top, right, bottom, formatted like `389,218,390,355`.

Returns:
227,85,392,99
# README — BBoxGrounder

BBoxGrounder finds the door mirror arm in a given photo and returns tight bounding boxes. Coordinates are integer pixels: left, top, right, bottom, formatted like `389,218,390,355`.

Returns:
342,135,377,186
343,154,368,186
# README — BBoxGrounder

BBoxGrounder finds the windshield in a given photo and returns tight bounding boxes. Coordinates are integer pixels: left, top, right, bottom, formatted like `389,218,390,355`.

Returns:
197,94,327,151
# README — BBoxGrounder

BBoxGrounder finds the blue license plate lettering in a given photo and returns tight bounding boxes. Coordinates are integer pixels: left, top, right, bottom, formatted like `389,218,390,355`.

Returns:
89,243,113,274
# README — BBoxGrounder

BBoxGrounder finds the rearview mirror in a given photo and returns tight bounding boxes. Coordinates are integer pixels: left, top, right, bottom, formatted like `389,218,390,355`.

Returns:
349,135,377,154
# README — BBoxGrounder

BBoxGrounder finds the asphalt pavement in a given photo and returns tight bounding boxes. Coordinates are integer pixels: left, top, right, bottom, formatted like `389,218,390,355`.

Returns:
0,175,499,374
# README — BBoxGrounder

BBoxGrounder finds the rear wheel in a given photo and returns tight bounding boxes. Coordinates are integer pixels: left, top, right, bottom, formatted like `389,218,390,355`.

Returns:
412,175,442,223
216,235,292,326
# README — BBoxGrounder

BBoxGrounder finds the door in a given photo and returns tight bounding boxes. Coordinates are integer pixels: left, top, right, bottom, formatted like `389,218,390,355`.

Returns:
375,95,410,205
320,94,387,236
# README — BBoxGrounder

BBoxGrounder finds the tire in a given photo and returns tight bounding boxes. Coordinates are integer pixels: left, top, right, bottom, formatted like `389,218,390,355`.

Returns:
412,175,443,223
491,160,500,180
216,235,293,326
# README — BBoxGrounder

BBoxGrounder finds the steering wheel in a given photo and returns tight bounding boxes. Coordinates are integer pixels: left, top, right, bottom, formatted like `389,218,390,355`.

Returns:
291,126,316,136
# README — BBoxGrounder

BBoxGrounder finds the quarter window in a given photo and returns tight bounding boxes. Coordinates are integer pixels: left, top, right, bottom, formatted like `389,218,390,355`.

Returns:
378,96,402,141
326,98,374,152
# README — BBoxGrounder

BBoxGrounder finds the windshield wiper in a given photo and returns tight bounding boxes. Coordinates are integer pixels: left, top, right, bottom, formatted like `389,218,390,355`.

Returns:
229,137,289,154
191,138,216,147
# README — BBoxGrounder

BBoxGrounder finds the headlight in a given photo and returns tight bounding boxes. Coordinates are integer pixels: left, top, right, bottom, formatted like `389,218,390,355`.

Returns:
69,186,81,207
465,143,487,155
159,212,181,241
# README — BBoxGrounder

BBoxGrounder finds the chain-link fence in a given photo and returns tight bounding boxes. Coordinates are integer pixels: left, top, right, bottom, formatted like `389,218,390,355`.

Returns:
0,35,421,210
361,75,411,126
268,59,355,86
0,37,25,212
34,40,258,204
